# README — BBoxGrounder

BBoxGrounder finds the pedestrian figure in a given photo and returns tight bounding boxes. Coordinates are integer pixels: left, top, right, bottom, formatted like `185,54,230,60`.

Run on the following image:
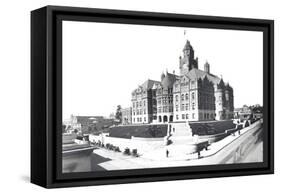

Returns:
166,149,169,158
198,151,201,159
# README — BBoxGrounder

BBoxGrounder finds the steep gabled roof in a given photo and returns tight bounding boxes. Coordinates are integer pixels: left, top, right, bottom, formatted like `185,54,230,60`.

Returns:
161,72,177,88
141,79,161,90
186,68,221,85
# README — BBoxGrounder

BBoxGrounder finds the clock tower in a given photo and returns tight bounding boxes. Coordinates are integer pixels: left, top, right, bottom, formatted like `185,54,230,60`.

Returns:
179,39,198,75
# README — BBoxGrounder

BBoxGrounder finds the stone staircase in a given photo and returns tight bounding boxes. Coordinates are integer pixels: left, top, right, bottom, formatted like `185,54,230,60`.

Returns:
165,122,194,145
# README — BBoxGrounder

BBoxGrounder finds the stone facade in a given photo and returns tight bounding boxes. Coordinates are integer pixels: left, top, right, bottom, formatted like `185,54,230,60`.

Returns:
131,79,160,124
131,39,234,123
121,107,132,125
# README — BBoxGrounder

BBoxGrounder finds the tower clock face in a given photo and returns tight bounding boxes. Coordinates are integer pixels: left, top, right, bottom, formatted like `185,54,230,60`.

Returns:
184,50,190,56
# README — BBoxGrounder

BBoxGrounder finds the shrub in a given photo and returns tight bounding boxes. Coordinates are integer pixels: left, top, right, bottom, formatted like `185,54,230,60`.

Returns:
132,149,139,157
114,146,120,152
123,148,130,155
109,144,114,150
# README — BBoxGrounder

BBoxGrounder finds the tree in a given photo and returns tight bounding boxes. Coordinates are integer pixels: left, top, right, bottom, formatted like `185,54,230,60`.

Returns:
115,105,122,123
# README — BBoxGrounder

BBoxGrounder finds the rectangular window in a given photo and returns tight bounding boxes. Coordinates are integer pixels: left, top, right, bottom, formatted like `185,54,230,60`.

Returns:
191,81,195,87
186,114,189,119
185,103,189,110
185,93,189,101
176,115,179,120
192,103,195,110
192,92,195,100
181,104,184,111
144,117,146,122
192,113,195,119
176,105,178,112
182,114,185,119
158,108,161,113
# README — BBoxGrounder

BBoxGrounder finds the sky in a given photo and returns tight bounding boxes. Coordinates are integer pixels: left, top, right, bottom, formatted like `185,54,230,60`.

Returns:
63,21,263,120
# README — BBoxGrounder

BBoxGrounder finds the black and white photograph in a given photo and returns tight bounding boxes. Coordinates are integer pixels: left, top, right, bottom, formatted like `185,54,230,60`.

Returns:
62,21,264,173
0,0,278,191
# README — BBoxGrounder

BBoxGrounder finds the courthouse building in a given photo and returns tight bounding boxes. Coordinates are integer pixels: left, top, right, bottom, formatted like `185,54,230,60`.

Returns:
131,39,234,124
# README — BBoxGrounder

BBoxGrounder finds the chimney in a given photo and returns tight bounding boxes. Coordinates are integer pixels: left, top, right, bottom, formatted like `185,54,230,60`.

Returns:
204,61,210,74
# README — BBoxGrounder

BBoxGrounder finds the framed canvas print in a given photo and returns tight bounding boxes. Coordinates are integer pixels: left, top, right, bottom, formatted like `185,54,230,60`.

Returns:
31,5,274,188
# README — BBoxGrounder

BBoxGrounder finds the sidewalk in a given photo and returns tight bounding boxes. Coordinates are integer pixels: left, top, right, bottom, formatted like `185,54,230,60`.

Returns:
95,120,262,170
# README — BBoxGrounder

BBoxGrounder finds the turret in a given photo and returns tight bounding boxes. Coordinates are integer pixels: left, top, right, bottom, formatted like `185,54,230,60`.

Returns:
179,39,198,75
204,61,210,74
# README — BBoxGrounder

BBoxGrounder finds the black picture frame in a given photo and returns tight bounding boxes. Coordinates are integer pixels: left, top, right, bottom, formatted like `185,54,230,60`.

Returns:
31,5,274,188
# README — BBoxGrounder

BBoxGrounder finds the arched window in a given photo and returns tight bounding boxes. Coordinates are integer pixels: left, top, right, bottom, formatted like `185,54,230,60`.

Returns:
182,114,185,119
185,103,189,110
185,93,189,100
181,104,184,111
175,95,178,102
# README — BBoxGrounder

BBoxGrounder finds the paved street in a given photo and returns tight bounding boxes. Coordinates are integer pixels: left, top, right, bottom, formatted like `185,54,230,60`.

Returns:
90,121,263,170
